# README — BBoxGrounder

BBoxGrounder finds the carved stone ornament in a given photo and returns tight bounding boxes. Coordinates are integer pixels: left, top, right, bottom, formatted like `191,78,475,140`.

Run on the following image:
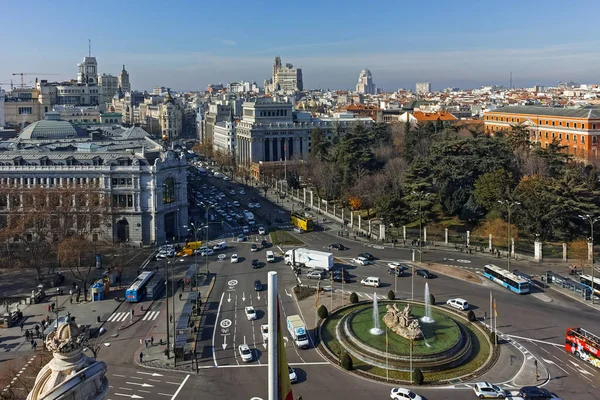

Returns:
383,303,423,340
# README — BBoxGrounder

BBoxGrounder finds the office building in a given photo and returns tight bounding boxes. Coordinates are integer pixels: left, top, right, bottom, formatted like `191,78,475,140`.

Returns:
356,69,376,95
416,82,431,95
271,57,303,92
119,65,131,93
98,74,119,99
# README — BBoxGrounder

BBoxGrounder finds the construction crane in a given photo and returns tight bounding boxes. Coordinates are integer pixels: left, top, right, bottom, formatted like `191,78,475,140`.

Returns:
12,73,59,88
0,81,14,90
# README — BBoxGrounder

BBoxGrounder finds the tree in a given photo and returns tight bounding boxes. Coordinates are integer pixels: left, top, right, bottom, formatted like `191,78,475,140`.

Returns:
349,292,359,303
413,367,424,385
506,124,532,153
57,237,97,301
317,305,329,319
341,352,353,370
473,169,516,214
387,290,395,300
467,310,477,322
429,293,436,305
309,128,330,161
473,218,519,246
568,239,588,267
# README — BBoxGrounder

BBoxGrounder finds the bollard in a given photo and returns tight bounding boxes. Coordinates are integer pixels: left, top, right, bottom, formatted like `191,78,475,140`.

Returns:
97,315,101,323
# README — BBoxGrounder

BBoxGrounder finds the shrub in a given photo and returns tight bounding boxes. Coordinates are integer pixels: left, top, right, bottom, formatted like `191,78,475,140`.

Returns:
349,292,359,304
341,352,353,370
467,310,476,322
413,367,424,385
387,290,395,300
429,293,436,305
317,305,328,319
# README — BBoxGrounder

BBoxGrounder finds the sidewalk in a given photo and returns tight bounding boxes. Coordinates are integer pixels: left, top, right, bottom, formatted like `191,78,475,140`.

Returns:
134,274,216,372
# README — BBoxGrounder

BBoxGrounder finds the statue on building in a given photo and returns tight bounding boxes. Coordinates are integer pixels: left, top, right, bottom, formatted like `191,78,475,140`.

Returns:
383,303,423,340
27,313,108,400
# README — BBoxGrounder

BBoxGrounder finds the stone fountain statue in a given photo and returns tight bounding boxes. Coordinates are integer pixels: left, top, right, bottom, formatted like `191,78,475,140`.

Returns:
383,304,423,340
27,313,109,400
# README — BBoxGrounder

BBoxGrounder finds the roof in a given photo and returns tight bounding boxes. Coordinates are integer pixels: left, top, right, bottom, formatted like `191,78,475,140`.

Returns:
18,119,84,140
412,111,458,122
488,105,600,119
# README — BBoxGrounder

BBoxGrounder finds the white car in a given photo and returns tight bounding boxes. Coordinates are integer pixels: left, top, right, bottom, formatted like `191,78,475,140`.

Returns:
254,203,261,209
258,227,266,235
390,388,422,400
213,241,227,250
238,344,253,362
199,249,214,256
352,257,371,266
239,190,246,195
233,201,240,207
446,298,469,311
293,227,303,234
288,366,297,383
244,306,257,320
231,254,239,263
472,382,508,398
261,324,269,343
243,226,250,234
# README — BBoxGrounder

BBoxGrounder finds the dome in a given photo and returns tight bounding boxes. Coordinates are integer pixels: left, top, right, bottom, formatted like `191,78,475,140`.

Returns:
19,113,79,140
163,90,175,104
54,317,81,342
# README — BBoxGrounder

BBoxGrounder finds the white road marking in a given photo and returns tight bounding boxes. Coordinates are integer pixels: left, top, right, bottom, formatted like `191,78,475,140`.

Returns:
213,292,225,367
112,374,126,377
506,334,562,347
542,358,569,374
148,379,161,383
137,372,163,377
171,375,189,400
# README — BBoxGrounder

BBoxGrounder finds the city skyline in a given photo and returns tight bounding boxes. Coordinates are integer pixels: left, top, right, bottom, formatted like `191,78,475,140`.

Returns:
3,0,600,92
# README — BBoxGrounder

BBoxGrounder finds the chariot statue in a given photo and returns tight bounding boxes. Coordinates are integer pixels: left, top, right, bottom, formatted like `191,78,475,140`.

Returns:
383,303,423,340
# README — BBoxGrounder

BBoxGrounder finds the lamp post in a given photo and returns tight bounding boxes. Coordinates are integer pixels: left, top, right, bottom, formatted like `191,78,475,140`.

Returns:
199,202,216,275
412,191,430,263
498,200,521,271
185,223,202,284
579,214,600,304
164,257,170,359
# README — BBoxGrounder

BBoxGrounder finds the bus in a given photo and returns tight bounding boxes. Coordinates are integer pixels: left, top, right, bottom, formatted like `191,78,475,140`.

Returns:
483,264,530,294
579,274,600,296
146,273,165,300
565,327,600,368
290,212,314,232
126,271,155,302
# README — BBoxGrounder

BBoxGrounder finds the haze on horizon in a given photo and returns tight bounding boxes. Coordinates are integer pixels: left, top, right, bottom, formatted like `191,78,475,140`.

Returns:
3,0,600,92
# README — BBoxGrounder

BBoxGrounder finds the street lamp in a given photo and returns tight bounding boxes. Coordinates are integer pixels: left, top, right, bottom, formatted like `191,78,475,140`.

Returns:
579,214,600,304
498,200,521,271
164,257,171,359
199,202,217,275
412,191,430,263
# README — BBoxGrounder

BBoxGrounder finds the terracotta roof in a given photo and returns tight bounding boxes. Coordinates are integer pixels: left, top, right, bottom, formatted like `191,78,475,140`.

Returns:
412,111,458,122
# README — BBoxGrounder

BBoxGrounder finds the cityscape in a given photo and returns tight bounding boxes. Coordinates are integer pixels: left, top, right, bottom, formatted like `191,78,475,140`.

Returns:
2,1,600,400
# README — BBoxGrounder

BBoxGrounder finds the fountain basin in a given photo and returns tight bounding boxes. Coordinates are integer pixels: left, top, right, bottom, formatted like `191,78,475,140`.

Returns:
369,328,384,335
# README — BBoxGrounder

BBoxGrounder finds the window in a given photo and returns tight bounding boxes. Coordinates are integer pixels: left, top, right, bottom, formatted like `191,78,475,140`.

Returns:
594,124,597,130
552,121,555,126
574,123,578,129
566,134,570,141
593,136,597,144
18,107,32,115
559,133,562,139
545,132,548,139
567,122,570,128
552,132,555,138
162,177,176,204
582,136,585,144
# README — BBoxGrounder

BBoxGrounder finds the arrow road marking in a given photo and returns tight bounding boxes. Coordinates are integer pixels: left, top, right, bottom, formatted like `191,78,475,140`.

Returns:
228,293,231,303
542,358,569,374
136,372,163,377
242,292,246,302
126,382,154,387
115,394,144,399
222,335,228,350
257,293,260,301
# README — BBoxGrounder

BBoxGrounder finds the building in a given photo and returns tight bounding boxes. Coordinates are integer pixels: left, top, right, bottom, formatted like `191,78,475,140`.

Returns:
356,69,376,95
416,82,431,95
53,105,101,124
399,111,458,126
98,73,119,99
213,111,236,154
0,112,189,245
0,89,4,127
202,102,233,144
235,98,372,178
484,105,600,160
118,65,131,93
271,56,303,92
3,86,52,127
77,56,98,85
159,91,183,140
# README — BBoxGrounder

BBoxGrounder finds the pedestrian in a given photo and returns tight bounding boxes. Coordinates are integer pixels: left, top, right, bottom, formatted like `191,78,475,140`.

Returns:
25,330,30,340
179,293,182,301
139,352,143,363
70,297,73,305
31,339,35,349
20,321,24,331
47,304,51,313
151,336,154,346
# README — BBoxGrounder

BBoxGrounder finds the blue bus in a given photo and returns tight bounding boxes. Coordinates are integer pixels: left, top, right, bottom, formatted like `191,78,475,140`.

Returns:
483,264,530,294
126,271,155,302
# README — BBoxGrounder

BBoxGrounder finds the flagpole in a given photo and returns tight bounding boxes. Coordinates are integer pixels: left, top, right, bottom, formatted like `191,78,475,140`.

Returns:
267,271,278,400
494,299,498,346
489,291,493,333
409,338,413,384
386,328,389,382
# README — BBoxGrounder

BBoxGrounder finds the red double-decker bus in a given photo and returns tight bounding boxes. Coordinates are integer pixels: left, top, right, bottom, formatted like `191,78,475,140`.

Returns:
565,327,600,368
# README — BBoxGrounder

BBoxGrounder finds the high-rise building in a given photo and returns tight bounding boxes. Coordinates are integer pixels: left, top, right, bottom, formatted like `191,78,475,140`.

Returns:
0,89,4,128
119,65,131,93
356,69,376,94
77,56,98,85
415,82,431,95
271,57,303,92
98,73,119,99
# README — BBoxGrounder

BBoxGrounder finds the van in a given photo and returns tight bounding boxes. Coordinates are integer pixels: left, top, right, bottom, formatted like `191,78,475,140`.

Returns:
213,241,227,250
360,277,380,287
266,251,275,263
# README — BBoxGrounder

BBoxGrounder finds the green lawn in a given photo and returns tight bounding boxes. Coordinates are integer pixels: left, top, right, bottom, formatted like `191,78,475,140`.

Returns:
269,229,304,246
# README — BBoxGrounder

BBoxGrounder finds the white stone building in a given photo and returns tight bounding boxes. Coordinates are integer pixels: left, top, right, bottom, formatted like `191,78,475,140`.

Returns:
416,82,431,95
356,69,376,95
98,73,119,99
159,91,183,140
270,56,303,92
213,113,236,154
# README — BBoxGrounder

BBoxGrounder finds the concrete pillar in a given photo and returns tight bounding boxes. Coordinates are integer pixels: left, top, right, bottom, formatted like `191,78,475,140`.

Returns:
333,204,336,217
368,220,372,236
325,201,328,214
341,208,344,224
423,227,427,242
310,191,314,208
534,240,543,261
444,228,448,245
589,241,594,261
403,225,406,241
380,224,386,241
303,188,306,205
511,237,515,257
317,198,321,211
350,211,354,229
358,214,362,231
489,234,493,251
466,231,471,246
563,243,568,262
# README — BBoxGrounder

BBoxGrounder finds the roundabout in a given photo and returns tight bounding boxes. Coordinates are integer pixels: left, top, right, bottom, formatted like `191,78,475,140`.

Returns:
320,299,495,384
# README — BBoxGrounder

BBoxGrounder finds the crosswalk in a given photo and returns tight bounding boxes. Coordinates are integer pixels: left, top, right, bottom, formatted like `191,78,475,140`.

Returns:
106,310,161,323
335,289,389,300
216,223,294,240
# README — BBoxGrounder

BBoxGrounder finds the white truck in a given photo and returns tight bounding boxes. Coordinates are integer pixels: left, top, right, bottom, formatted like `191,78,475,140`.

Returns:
286,315,309,349
284,248,334,271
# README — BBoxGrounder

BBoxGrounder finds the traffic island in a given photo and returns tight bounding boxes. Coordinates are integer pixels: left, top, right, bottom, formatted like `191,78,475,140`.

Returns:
318,301,497,385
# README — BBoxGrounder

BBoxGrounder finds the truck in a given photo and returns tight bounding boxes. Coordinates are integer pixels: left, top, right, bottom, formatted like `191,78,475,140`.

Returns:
176,241,203,257
286,315,309,349
284,248,334,271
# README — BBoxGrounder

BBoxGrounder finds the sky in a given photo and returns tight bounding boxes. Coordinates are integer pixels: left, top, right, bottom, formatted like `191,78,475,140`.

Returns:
3,0,600,92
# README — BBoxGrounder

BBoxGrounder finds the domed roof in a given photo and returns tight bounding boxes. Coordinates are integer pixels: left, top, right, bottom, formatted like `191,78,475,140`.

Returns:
19,112,78,140
54,316,81,342
163,90,175,105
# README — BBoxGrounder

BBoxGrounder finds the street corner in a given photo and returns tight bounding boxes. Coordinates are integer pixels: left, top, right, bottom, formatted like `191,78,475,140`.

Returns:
511,356,549,388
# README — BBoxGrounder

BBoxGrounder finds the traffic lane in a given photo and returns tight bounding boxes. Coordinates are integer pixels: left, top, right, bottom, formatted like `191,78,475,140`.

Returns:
106,364,190,400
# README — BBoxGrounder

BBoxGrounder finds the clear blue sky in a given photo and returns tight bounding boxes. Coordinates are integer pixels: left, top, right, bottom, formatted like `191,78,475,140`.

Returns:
3,0,600,91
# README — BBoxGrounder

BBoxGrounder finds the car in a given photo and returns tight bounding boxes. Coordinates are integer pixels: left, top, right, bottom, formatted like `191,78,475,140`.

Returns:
238,344,253,362
307,271,324,280
229,190,236,195
247,203,255,209
231,254,239,263
244,306,257,320
332,272,349,283
254,203,261,209
243,226,250,234
254,280,262,291
361,276,380,287
390,387,423,400
251,244,258,252
199,249,214,256
213,241,227,250
447,298,469,311
388,262,408,276
223,176,231,181
330,243,346,250
233,201,240,207
472,382,508,398
252,259,261,269
358,252,376,261
261,239,271,248
415,269,433,279
293,227,303,234
237,235,247,242
258,227,267,235
225,215,233,222
250,225,259,233
352,256,371,266
517,386,561,399
239,190,246,195
288,366,297,383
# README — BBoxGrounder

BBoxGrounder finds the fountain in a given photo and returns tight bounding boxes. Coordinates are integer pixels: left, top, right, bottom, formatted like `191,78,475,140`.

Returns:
421,282,435,323
369,293,384,335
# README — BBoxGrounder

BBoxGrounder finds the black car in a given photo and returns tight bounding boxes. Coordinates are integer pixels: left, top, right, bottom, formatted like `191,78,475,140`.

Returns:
252,259,261,269
388,265,408,277
332,272,349,283
250,225,259,233
254,280,262,291
358,252,375,261
330,243,346,250
415,269,433,279
518,386,558,399
261,239,271,248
